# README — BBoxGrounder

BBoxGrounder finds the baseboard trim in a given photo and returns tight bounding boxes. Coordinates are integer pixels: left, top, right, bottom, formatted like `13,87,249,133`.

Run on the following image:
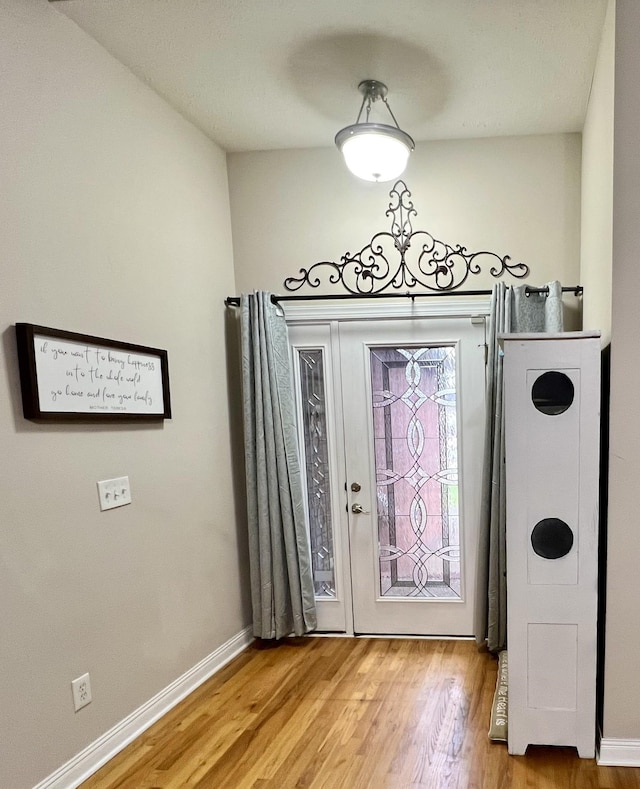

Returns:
34,626,254,789
598,737,640,766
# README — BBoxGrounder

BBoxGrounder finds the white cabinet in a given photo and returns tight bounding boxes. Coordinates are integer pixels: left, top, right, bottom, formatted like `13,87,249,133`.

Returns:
502,332,600,758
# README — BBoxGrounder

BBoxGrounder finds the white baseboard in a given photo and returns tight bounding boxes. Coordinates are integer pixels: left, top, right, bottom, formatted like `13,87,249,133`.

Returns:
34,626,254,789
598,737,640,766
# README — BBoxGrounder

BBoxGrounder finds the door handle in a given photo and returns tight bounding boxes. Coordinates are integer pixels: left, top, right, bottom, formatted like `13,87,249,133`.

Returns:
351,503,369,514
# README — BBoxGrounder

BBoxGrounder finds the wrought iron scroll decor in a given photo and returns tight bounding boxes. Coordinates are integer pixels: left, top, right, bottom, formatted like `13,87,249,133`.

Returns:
284,180,529,294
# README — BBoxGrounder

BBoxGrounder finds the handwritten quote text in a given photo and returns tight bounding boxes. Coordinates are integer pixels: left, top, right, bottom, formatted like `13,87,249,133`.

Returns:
34,334,165,414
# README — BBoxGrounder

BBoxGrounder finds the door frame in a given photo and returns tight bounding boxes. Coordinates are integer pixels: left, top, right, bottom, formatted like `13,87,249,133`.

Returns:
286,296,491,636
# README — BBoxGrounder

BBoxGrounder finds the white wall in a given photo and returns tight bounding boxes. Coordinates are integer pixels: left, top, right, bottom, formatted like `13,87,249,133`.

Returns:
228,134,582,327
581,0,615,345
603,0,640,742
0,3,250,787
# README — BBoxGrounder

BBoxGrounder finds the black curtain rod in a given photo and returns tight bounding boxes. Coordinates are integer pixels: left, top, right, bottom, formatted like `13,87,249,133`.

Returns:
224,285,583,308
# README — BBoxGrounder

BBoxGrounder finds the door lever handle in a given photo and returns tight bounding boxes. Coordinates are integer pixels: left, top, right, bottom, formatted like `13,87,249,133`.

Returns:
351,503,369,514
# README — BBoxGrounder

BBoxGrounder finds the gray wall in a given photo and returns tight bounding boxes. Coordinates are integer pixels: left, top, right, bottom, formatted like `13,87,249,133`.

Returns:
0,3,250,787
581,0,614,345
603,0,640,740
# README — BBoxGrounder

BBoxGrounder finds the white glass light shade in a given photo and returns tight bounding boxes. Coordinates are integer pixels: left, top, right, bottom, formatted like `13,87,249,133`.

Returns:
335,123,414,183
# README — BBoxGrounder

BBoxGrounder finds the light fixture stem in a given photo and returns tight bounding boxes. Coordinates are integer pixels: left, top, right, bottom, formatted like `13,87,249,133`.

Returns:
382,96,401,130
365,95,372,122
354,91,369,124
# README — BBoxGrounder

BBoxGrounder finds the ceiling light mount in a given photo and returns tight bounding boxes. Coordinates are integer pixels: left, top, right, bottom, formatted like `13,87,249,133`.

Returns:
335,79,415,183
357,79,388,104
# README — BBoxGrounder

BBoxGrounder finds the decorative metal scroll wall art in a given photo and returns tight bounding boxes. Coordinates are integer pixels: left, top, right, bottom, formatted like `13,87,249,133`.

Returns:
284,180,529,294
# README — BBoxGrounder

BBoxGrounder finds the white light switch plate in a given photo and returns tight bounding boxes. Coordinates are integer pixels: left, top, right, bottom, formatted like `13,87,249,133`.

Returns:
97,476,132,511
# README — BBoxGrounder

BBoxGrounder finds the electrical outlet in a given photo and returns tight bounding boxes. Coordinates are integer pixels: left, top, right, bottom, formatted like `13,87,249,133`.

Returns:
71,673,92,712
97,476,132,511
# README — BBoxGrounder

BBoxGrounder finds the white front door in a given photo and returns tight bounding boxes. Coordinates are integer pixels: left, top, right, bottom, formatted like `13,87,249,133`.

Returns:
289,312,486,636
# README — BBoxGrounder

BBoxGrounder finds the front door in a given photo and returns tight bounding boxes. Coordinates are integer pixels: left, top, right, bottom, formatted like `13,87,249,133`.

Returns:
289,313,485,636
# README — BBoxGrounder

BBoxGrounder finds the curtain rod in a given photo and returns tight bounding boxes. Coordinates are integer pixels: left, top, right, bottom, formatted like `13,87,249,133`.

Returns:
224,285,583,308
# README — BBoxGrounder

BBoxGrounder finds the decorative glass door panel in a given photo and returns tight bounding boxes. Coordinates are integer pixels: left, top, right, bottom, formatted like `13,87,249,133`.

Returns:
371,346,461,600
340,319,485,636
298,348,336,598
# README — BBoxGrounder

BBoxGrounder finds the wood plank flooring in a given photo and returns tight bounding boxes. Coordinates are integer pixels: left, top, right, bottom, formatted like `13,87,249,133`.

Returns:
80,637,640,788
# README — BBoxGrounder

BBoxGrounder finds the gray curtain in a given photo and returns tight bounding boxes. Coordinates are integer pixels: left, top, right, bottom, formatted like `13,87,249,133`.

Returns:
475,281,563,653
510,280,564,333
240,292,317,640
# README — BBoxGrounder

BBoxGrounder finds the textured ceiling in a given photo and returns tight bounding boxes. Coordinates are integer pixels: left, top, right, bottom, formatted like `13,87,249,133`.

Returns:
55,0,609,152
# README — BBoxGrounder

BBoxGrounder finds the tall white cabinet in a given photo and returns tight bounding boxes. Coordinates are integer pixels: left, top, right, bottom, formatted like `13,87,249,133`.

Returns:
502,332,600,758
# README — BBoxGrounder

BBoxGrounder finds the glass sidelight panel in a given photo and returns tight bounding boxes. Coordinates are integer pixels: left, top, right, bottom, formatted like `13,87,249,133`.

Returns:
298,349,336,598
370,346,461,599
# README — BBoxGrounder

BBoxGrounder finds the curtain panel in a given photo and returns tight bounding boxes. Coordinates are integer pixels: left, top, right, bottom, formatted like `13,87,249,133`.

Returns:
240,292,317,640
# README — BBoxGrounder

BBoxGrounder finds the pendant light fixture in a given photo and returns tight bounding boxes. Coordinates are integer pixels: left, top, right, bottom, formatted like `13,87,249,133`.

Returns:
335,80,415,183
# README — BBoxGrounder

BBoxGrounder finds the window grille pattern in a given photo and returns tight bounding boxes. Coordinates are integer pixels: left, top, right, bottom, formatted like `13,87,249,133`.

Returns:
371,346,461,599
298,349,336,597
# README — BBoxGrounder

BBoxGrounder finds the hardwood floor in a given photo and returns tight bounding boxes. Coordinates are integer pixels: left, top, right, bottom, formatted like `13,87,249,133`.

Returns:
81,637,639,788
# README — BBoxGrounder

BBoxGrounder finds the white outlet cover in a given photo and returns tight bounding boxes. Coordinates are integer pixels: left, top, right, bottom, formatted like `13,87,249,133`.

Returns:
97,476,132,511
71,673,92,712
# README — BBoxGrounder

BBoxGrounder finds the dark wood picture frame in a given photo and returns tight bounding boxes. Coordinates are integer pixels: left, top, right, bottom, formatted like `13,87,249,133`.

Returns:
15,323,172,421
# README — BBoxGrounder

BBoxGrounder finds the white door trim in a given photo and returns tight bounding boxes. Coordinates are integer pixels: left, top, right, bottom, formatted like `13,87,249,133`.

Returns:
283,296,491,324
287,300,489,637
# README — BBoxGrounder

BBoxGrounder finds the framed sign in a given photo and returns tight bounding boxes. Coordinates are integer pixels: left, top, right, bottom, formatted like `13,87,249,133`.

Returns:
15,323,171,421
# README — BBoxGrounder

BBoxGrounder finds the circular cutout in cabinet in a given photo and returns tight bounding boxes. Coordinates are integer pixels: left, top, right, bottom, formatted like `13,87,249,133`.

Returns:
531,370,574,415
531,518,574,559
